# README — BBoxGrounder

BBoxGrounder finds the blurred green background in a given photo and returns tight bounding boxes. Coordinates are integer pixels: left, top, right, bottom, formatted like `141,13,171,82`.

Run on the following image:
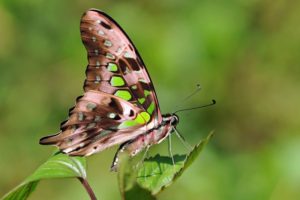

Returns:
1,0,300,199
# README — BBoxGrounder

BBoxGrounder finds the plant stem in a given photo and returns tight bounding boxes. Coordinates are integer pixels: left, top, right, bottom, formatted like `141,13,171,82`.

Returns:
78,177,97,200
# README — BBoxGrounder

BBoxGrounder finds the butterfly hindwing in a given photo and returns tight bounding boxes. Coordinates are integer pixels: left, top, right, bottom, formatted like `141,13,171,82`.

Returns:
40,91,152,156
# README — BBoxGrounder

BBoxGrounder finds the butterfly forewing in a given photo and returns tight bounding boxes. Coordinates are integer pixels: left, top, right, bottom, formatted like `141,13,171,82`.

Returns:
80,9,161,122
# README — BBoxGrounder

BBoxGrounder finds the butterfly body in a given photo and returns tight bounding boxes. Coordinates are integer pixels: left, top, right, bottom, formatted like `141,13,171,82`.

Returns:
40,9,179,170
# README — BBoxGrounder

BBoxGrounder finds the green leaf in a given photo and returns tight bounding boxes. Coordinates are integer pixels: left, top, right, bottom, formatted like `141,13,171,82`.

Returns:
123,184,156,200
136,132,214,195
136,154,186,194
1,153,87,200
118,154,156,200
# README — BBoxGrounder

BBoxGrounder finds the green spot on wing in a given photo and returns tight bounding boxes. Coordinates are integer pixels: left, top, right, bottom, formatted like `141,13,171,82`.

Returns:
118,112,150,129
118,120,139,129
131,85,137,90
138,98,146,104
107,63,118,72
110,76,125,86
147,102,155,115
114,90,132,101
144,90,150,97
135,112,150,124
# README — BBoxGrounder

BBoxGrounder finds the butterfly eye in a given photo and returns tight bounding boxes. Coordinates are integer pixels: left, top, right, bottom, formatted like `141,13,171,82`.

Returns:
171,115,179,126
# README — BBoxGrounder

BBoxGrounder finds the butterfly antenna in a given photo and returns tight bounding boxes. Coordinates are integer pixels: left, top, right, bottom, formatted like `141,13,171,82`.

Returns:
174,99,216,114
172,128,193,151
172,84,202,113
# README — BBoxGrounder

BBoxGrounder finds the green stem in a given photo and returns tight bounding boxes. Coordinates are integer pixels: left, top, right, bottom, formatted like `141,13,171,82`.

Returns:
78,177,97,200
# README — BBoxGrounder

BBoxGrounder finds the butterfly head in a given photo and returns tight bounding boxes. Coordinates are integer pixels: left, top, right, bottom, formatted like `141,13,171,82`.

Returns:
162,113,179,127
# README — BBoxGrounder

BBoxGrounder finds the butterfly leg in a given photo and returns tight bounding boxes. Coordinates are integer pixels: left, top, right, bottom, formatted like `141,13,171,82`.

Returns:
173,127,192,151
135,145,150,169
168,134,175,171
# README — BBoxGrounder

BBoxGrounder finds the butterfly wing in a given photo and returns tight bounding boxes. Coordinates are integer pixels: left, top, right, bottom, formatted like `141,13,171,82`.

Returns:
40,9,162,156
81,9,162,122
40,91,152,156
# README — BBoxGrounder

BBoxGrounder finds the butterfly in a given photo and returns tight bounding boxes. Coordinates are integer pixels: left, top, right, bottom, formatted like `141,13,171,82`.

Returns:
40,9,181,171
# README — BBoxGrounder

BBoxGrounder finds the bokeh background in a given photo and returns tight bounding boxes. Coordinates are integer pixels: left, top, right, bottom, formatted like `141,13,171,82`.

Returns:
1,0,300,199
